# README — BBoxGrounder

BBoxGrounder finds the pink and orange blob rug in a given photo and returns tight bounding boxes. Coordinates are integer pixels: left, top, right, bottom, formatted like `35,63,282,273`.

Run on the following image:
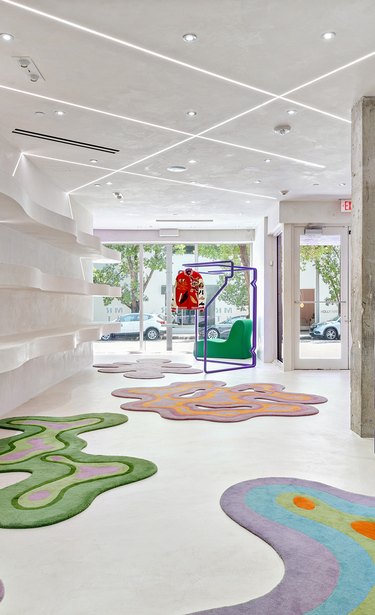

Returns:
94,358,202,379
0,413,157,528
112,380,327,422
188,478,375,614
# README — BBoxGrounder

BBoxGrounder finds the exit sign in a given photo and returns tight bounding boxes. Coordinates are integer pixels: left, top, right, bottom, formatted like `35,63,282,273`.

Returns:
340,199,352,212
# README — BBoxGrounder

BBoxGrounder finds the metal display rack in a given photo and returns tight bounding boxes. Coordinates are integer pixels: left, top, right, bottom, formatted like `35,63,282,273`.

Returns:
182,260,257,374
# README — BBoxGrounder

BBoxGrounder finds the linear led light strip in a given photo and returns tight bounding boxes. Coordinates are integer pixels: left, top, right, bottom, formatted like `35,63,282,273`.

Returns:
25,153,277,199
2,0,369,187
0,84,325,169
0,0,367,121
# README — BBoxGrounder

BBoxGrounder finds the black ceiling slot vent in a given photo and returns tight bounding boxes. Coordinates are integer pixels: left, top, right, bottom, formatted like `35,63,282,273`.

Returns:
12,129,119,154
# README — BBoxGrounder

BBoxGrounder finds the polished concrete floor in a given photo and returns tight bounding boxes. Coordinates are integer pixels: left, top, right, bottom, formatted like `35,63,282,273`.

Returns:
0,348,374,615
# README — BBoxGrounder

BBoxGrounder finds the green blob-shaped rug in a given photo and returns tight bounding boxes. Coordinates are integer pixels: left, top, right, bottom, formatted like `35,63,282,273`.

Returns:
0,413,157,528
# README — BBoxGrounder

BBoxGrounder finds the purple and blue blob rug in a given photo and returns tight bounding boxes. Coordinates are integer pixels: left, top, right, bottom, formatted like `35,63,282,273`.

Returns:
188,478,375,614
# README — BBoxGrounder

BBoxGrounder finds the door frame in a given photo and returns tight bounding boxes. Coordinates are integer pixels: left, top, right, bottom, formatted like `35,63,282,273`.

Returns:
293,226,350,369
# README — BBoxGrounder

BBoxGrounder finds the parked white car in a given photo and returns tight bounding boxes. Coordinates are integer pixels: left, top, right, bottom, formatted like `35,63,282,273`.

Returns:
101,313,166,341
310,316,341,340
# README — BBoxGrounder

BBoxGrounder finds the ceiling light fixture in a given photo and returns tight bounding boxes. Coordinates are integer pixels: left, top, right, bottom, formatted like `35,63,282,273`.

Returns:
90,158,98,163
186,110,197,117
25,152,278,200
18,58,30,69
321,31,336,40
313,183,320,186
55,110,64,116
188,159,197,164
113,191,123,200
339,182,346,186
274,124,291,135
34,111,45,116
0,83,330,170
286,109,297,115
12,152,23,176
0,32,13,41
254,180,262,184
182,33,197,42
264,158,271,163
106,181,112,185
167,165,187,172
29,74,39,83
94,183,101,187
245,200,251,203
0,0,360,129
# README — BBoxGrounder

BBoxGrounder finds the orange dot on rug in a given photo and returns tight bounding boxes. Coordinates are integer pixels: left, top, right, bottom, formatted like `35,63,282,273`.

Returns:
351,520,375,540
293,496,316,510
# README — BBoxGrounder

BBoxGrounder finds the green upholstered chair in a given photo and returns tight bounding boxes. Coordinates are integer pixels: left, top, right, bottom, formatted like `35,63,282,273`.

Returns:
195,319,253,360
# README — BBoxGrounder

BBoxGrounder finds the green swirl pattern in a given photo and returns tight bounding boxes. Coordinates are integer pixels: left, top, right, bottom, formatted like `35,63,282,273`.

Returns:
0,413,157,528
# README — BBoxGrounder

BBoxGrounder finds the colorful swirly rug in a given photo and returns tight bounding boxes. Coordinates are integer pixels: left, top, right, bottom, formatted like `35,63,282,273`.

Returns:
112,381,327,422
0,413,157,528
189,478,375,614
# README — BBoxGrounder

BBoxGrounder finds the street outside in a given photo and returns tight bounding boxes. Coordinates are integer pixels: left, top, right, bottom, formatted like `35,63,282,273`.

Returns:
96,327,341,359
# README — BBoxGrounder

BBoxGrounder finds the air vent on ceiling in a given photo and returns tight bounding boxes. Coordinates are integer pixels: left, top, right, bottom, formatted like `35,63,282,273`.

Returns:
156,219,214,223
12,129,119,154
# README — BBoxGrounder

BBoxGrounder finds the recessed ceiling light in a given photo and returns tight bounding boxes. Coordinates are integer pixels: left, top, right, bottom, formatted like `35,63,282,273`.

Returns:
186,110,197,117
254,180,262,184
167,165,187,173
182,33,197,42
90,159,98,163
55,110,65,116
245,200,251,204
34,111,45,116
1,33,14,41
188,159,197,164
94,183,101,187
339,182,346,186
264,158,271,163
286,109,297,115
313,183,319,186
321,32,336,41
106,181,113,185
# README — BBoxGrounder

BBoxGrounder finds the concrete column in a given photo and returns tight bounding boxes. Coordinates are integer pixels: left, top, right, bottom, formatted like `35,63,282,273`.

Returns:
351,97,375,437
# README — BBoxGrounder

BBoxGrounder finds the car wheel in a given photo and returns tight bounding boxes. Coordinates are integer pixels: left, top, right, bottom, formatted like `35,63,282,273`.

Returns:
324,327,338,340
101,334,111,341
207,328,220,339
145,327,160,341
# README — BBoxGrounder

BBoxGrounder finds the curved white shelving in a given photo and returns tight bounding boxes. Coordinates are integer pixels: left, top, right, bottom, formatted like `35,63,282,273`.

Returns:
0,322,121,374
0,263,121,297
0,172,120,262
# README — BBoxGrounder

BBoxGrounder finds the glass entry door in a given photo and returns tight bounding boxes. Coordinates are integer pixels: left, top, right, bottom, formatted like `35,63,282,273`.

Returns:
294,227,349,369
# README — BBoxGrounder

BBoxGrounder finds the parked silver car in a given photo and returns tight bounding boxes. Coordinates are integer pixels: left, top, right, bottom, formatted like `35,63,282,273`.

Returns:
200,315,248,339
101,313,166,341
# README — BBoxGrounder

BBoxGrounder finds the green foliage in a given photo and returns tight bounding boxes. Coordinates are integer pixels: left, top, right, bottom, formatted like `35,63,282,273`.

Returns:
199,244,251,314
300,245,341,306
93,243,252,314
93,244,166,311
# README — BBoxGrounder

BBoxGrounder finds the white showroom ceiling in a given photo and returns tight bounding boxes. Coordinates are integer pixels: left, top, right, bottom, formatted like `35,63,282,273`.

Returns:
0,0,371,230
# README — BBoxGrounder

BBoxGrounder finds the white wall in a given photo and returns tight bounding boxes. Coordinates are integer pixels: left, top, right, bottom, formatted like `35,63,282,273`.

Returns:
0,138,94,416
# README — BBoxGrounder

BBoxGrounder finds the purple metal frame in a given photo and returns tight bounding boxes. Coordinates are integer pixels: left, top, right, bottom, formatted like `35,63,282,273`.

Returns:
182,260,257,374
